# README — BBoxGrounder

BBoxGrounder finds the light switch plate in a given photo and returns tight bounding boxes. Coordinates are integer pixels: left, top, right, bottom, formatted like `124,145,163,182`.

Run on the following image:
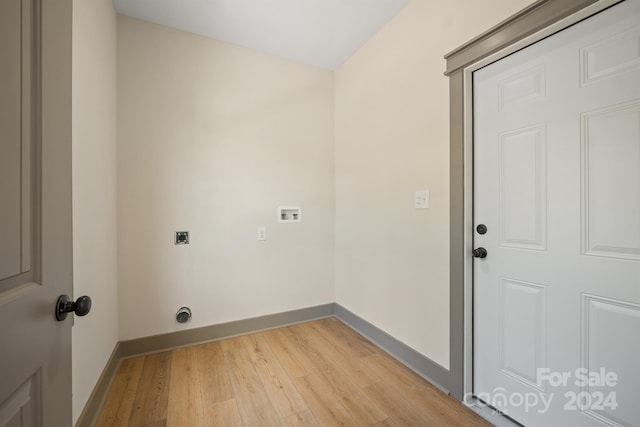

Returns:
257,226,267,241
415,190,430,209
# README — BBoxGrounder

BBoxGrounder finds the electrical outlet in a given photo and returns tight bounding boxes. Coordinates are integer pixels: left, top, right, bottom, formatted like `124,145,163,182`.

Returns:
175,231,189,245
257,226,267,241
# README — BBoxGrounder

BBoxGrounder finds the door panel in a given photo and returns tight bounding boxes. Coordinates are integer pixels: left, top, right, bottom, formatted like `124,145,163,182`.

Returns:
498,65,546,111
0,0,24,282
0,375,38,427
580,26,640,86
0,0,73,426
582,102,640,260
473,1,640,426
499,125,547,250
499,278,547,391
583,295,640,427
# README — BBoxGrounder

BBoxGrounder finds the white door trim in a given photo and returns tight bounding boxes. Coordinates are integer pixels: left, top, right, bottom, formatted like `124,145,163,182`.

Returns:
460,0,623,402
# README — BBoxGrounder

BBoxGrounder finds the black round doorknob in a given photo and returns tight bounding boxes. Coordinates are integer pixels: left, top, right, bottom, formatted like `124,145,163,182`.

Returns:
56,295,92,321
472,247,488,258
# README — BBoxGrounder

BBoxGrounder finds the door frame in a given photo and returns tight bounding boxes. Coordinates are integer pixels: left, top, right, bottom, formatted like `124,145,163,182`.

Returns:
444,0,624,401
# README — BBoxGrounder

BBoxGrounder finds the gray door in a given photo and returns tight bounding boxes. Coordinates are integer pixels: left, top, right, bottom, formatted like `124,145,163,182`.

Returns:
0,0,74,425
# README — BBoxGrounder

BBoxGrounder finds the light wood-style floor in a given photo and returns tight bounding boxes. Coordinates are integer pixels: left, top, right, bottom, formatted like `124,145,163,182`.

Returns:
97,318,489,426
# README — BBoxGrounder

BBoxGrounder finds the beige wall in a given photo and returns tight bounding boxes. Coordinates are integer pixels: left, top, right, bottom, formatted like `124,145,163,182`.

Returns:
72,0,118,422
334,0,533,368
117,16,335,340
69,3,539,416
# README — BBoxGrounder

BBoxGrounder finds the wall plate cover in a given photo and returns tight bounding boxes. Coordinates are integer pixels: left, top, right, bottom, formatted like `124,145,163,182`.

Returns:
257,226,267,241
175,231,189,244
415,190,430,209
278,206,301,223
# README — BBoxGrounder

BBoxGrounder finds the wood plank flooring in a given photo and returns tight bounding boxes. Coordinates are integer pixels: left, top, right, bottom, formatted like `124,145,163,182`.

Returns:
96,318,489,426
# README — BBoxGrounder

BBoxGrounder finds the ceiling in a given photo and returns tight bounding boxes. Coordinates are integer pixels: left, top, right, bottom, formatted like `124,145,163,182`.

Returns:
113,0,409,70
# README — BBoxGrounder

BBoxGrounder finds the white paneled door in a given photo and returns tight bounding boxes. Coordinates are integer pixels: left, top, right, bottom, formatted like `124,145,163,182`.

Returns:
473,1,640,426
